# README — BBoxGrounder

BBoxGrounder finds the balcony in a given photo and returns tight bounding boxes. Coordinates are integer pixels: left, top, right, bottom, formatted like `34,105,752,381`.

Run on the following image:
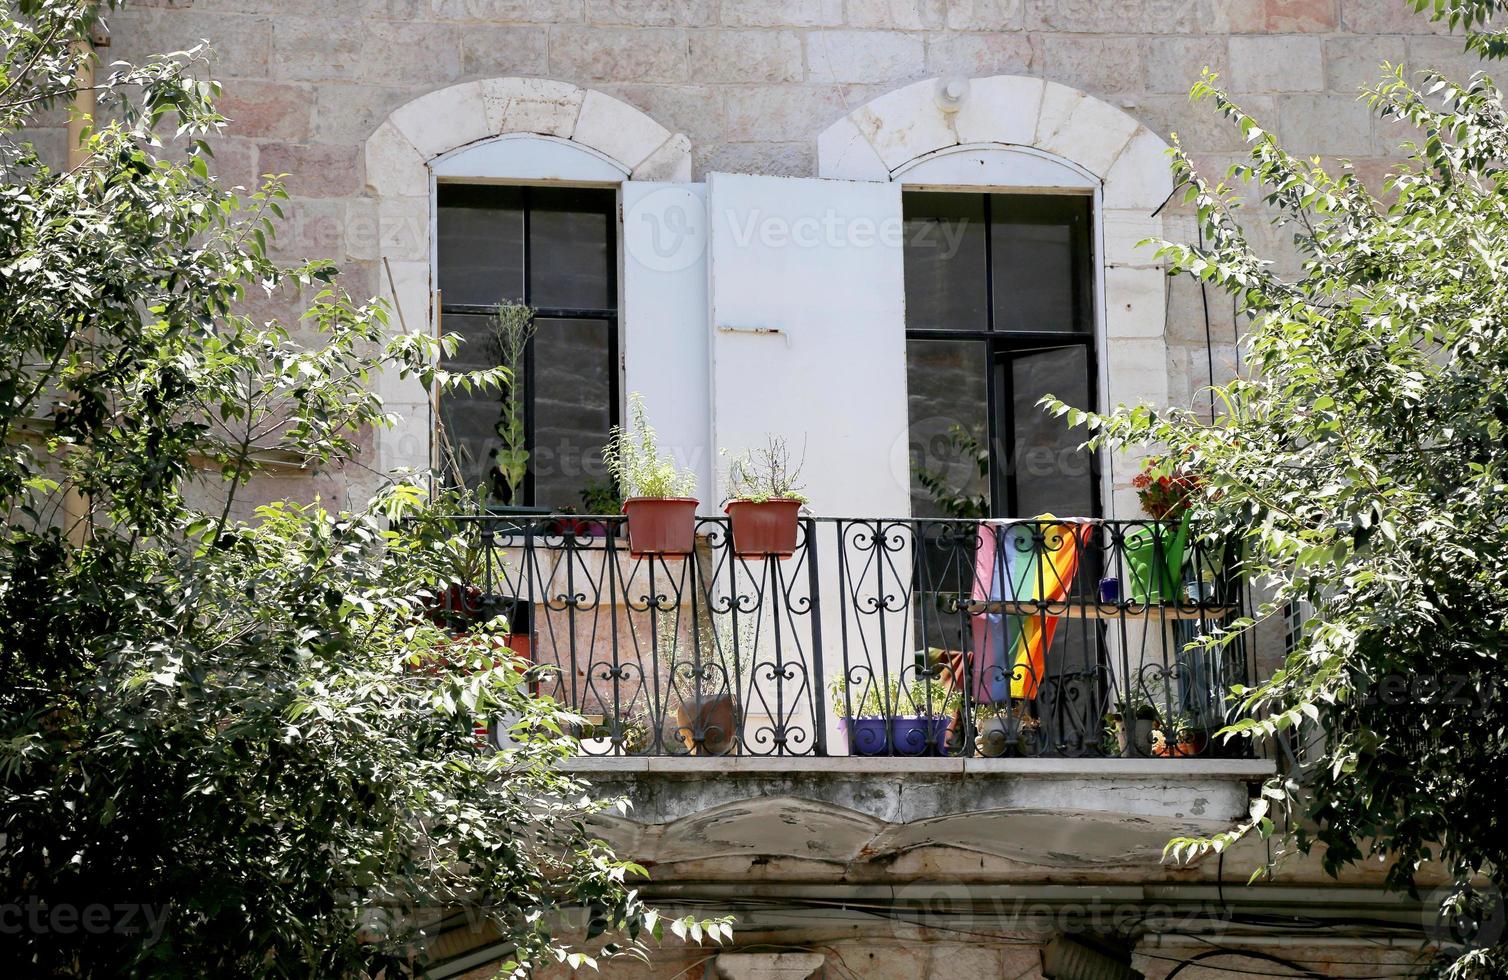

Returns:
453,514,1255,761
443,513,1273,880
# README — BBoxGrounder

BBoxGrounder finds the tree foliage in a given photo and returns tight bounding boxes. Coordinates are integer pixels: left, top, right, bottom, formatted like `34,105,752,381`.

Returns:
0,2,723,975
1051,14,1508,976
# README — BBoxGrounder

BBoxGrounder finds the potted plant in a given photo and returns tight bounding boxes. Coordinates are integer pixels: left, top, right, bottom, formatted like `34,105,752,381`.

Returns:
603,393,699,558
1125,456,1199,604
572,479,621,538
1154,712,1208,758
1015,715,1045,756
667,615,756,756
831,677,889,756
974,702,1020,758
1107,694,1160,758
488,300,536,510
722,437,808,559
888,679,962,757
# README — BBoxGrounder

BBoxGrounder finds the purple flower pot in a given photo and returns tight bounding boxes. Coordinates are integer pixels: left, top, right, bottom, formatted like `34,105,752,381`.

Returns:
889,716,951,756
840,717,890,756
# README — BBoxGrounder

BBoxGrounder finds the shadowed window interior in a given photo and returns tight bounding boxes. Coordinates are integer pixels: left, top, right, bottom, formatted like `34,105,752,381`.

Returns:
903,191,1097,520
435,184,618,510
904,190,1101,699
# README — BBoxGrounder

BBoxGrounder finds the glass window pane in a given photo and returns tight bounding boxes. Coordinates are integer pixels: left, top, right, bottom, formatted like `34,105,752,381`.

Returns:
437,314,502,496
906,338,991,519
990,194,1091,334
1007,345,1095,518
903,192,987,332
528,187,615,311
436,185,524,308
531,317,614,509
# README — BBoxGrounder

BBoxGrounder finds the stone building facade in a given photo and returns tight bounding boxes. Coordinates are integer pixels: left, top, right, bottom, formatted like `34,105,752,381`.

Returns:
88,2,1483,978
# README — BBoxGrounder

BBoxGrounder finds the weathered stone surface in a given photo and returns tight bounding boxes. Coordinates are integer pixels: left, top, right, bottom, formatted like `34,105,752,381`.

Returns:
1040,35,1145,96
1104,265,1168,338
633,132,693,180
953,74,1043,146
851,77,958,169
356,21,465,85
1140,36,1228,95
1102,126,1175,210
110,8,273,78
720,84,849,143
1027,0,1200,34
1325,34,1406,94
806,30,927,85
1261,0,1339,31
457,25,550,77
1341,0,1451,33
715,952,826,980
848,0,947,30
585,0,717,26
719,0,844,27
573,89,674,168
548,25,688,82
429,0,584,22
1038,92,1142,175
943,0,1025,30
598,83,726,142
388,81,490,158
1406,35,1494,85
1278,93,1374,155
924,32,1036,77
270,18,363,83
689,30,804,84
218,80,314,141
479,77,584,137
258,142,361,198
1230,35,1324,92
702,140,819,179
313,84,423,144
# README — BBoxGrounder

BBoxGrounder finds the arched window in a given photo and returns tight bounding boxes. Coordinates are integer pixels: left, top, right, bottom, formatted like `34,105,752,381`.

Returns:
819,75,1173,521
364,80,690,505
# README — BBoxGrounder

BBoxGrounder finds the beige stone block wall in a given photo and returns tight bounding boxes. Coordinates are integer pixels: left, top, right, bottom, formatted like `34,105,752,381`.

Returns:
38,0,1481,510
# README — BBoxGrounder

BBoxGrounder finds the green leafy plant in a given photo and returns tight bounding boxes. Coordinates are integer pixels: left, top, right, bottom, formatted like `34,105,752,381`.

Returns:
489,299,536,505
1046,13,1508,968
660,613,758,705
580,477,623,515
603,392,697,500
723,436,808,504
828,674,960,719
914,424,990,519
1131,455,1201,521
0,9,729,975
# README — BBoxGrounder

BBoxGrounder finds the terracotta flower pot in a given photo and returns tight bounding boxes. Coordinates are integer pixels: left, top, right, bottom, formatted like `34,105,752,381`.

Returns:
725,498,802,558
674,692,737,755
622,497,698,558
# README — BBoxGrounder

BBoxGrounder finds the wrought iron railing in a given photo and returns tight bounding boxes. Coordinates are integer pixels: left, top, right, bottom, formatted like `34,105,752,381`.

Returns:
449,515,1250,759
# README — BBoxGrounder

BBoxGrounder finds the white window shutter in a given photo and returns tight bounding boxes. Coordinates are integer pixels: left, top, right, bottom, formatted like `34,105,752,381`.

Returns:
620,180,713,510
707,172,910,519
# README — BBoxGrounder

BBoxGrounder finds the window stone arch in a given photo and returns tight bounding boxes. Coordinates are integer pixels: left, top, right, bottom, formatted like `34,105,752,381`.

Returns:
818,75,1175,516
362,78,690,474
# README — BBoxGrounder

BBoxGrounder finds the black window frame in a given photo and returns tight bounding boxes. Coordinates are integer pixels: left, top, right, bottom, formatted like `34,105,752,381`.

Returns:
903,190,1102,520
436,182,621,509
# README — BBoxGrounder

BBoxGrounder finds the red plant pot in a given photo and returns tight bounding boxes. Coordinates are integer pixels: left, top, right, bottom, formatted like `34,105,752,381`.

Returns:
622,497,698,558
725,499,802,558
